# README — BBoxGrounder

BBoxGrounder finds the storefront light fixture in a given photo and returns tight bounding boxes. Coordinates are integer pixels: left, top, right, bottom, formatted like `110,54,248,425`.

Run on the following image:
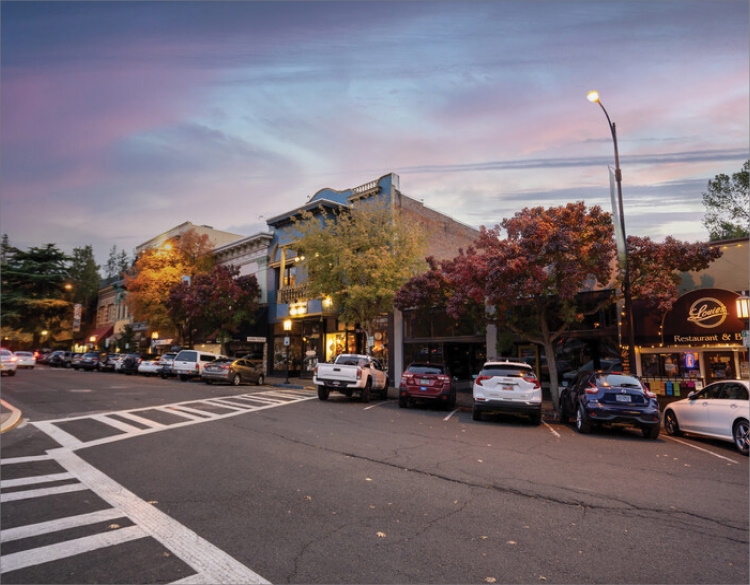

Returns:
736,291,750,320
289,302,307,316
283,319,292,332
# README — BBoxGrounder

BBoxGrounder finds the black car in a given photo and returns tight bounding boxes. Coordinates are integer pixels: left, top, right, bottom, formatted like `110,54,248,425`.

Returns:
120,353,147,375
559,371,661,439
79,351,105,371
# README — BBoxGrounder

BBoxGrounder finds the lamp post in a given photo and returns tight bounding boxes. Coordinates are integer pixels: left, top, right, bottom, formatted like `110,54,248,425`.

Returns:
587,90,636,372
283,319,292,384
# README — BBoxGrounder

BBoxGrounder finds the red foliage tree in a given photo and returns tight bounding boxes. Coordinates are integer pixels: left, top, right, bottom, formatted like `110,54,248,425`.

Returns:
167,264,261,352
395,202,722,409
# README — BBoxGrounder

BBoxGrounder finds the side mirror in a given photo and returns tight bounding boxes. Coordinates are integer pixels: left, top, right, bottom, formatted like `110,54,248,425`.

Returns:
687,391,697,400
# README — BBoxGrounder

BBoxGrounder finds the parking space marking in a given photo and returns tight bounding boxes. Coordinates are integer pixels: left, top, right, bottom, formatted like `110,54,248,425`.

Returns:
443,409,459,421
542,421,561,438
663,435,741,464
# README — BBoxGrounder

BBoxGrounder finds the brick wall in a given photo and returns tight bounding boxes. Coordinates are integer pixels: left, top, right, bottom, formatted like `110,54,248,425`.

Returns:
396,193,479,261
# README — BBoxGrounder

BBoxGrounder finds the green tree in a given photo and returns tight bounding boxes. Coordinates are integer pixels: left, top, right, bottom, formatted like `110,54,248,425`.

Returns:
67,245,102,341
0,243,72,347
702,160,749,240
293,198,426,347
105,245,132,278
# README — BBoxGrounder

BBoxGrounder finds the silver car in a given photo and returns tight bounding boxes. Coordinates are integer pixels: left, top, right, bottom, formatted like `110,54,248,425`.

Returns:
202,358,265,386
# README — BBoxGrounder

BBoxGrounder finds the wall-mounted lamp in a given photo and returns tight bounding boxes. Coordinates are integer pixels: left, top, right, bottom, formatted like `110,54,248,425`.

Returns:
736,291,749,320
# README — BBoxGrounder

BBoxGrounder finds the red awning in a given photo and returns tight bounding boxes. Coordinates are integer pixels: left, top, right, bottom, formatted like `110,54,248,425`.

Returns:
87,324,114,342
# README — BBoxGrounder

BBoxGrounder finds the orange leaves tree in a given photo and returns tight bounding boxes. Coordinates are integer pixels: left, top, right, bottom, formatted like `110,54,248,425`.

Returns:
124,229,214,340
395,202,722,409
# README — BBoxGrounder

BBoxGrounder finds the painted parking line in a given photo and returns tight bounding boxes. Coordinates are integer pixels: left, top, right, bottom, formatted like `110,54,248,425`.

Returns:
663,435,741,464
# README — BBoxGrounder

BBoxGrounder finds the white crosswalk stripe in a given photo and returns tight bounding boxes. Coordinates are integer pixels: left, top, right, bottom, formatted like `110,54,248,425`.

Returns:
0,389,314,583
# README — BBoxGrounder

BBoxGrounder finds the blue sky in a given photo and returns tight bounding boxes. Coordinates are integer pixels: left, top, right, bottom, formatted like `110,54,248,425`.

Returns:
1,1,748,266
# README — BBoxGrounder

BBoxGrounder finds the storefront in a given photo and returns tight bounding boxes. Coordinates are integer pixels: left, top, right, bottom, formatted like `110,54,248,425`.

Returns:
636,288,748,402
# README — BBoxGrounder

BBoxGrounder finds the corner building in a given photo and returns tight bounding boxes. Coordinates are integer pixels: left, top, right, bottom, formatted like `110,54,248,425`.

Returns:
265,173,479,381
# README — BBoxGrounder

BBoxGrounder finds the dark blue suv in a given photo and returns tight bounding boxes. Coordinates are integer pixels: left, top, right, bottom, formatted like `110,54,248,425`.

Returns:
559,371,661,439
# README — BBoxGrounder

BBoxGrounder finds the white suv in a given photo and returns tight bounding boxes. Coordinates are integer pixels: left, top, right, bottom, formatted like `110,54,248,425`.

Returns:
172,349,224,381
472,361,542,425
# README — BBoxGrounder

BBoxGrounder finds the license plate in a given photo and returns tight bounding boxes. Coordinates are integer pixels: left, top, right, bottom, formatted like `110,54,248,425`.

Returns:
616,395,631,403
420,379,431,385
502,384,514,391
420,386,427,392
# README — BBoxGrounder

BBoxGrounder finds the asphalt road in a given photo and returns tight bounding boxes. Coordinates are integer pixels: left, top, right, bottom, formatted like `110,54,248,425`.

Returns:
1,367,748,584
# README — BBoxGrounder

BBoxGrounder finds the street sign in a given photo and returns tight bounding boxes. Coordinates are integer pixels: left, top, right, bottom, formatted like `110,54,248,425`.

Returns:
284,336,290,346
246,337,265,343
743,330,749,348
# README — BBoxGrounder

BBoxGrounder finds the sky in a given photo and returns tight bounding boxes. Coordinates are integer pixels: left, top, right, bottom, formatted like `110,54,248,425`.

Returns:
1,1,748,268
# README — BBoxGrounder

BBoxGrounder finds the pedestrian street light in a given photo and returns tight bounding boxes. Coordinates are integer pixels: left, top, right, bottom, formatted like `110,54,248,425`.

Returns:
587,90,636,372
283,319,292,384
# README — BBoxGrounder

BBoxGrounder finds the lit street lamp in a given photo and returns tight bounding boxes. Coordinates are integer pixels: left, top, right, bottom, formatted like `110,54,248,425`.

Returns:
587,90,636,372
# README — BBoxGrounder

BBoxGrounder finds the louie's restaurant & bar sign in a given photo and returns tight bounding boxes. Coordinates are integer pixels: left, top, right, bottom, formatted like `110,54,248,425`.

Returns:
636,288,748,399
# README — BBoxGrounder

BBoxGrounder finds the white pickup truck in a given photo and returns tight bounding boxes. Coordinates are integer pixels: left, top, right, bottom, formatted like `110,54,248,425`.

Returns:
313,353,389,402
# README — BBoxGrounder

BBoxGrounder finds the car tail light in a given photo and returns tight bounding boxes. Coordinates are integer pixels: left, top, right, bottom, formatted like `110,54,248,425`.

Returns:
313,365,319,376
522,375,540,389
195,363,200,372
475,375,491,386
10,356,18,363
401,373,414,384
221,364,231,370
644,388,656,398
356,367,362,380
585,382,599,394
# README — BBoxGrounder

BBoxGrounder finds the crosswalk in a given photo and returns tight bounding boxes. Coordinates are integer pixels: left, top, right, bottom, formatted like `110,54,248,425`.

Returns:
0,389,315,583
32,389,315,450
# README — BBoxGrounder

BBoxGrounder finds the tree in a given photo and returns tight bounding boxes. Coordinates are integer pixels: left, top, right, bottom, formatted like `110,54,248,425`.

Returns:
166,264,261,352
293,198,426,347
395,202,722,410
105,245,132,279
0,243,73,347
124,229,214,337
702,160,749,240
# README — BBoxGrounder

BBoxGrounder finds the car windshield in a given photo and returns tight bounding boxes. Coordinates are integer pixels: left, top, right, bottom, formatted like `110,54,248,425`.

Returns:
594,373,642,389
407,365,445,375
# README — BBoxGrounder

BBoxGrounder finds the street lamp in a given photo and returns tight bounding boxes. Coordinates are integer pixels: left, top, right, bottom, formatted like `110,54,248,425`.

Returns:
283,319,292,384
587,90,636,372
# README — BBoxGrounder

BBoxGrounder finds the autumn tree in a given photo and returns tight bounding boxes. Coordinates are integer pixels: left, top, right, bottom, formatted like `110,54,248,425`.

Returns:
395,202,722,410
166,264,261,352
0,243,73,347
124,229,214,337
702,160,749,240
293,198,426,348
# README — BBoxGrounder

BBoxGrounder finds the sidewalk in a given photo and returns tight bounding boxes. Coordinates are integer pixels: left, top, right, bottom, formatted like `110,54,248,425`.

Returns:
0,398,23,433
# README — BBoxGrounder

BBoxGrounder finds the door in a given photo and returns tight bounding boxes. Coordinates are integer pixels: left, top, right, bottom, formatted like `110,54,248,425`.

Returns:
704,382,749,439
704,351,736,384
683,383,723,435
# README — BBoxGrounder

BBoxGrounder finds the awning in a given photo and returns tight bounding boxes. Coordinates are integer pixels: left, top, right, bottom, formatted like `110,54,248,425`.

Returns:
86,324,114,342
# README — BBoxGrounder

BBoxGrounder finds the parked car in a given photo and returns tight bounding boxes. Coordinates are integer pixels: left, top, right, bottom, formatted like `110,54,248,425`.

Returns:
119,353,145,375
171,349,224,381
398,362,456,410
137,354,163,376
70,353,84,369
201,357,265,386
559,371,660,439
13,351,36,369
98,353,122,372
35,349,52,364
313,353,389,402
472,361,543,424
156,352,178,378
664,380,749,456
48,350,74,368
1,349,18,376
78,351,104,371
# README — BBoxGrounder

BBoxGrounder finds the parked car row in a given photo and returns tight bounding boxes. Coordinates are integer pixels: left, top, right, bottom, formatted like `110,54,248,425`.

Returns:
29,349,266,388
397,358,749,456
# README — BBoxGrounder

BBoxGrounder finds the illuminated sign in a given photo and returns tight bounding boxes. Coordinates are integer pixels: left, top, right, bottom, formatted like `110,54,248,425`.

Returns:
686,297,728,329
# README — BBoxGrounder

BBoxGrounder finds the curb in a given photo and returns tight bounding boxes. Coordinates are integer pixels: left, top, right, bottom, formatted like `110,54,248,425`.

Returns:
0,399,23,433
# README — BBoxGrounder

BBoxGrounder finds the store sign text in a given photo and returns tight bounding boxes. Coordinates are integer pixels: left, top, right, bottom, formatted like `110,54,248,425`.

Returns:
686,298,728,328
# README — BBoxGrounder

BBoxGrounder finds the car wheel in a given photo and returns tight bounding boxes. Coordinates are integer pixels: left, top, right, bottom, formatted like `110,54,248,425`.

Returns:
575,405,591,434
446,393,457,411
8,370,16,377
231,374,241,386
733,418,749,456
398,395,408,408
642,425,660,440
360,379,371,403
472,404,482,422
256,374,264,386
179,374,189,381
204,379,213,385
664,410,682,436
529,410,542,425
318,386,329,401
